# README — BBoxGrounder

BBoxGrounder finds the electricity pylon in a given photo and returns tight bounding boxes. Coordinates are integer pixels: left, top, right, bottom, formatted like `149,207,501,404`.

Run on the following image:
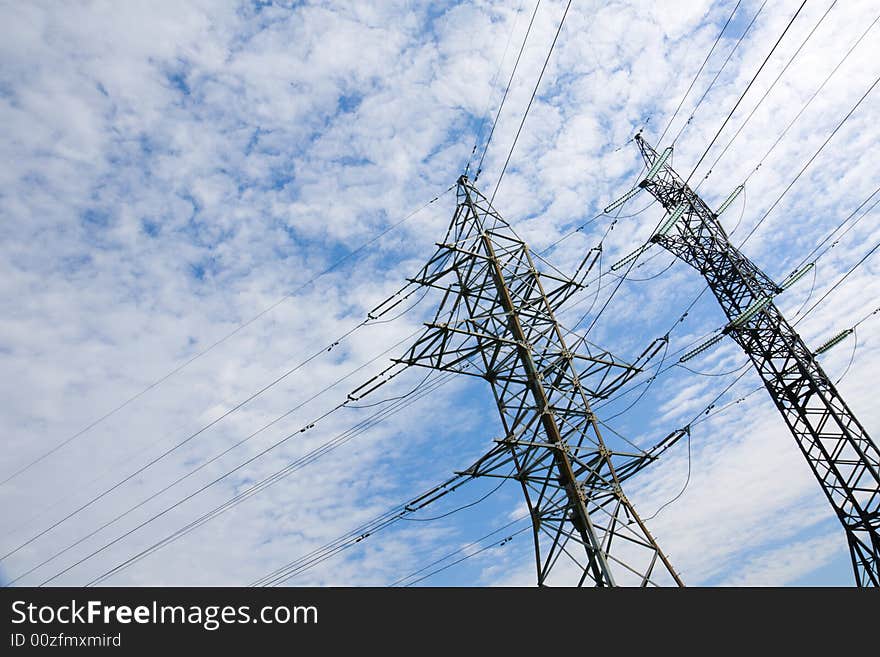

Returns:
621,134,879,587
373,175,683,586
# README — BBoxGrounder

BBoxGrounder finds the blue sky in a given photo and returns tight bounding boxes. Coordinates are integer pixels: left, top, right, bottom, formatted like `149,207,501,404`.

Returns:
1,0,878,587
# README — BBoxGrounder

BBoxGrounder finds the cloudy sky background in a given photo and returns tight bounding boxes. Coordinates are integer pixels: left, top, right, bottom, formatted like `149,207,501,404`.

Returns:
1,0,878,587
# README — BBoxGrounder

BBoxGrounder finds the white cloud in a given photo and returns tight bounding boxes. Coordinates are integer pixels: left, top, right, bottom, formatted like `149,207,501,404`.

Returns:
1,0,878,588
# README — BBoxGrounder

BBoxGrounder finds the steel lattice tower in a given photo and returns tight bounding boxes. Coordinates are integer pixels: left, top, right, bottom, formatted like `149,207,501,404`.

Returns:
382,175,683,586
627,135,880,587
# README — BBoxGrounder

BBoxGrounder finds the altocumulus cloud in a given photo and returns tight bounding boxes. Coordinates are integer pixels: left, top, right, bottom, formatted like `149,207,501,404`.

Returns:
0,0,878,587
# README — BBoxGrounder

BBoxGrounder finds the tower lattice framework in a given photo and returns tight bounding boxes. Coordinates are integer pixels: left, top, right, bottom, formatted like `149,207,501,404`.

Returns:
384,175,683,586
632,134,880,587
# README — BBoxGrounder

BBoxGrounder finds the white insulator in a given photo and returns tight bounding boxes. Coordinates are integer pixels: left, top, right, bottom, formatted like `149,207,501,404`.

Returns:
679,334,724,363
643,146,673,183
815,328,853,355
781,262,815,290
730,296,772,327
610,244,651,271
603,187,641,214
655,201,689,236
715,184,744,216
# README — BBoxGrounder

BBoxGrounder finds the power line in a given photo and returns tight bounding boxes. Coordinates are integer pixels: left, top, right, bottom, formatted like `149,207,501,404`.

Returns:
402,525,530,586
0,185,454,488
49,364,468,586
252,506,408,586
791,264,819,318
834,327,858,385
614,256,676,282
490,0,573,205
399,473,510,522
539,197,656,257
669,0,767,147
3,324,414,543
561,154,669,340
676,361,750,378
389,514,529,586
637,362,758,522
262,488,525,587
697,0,839,188
743,14,879,183
795,238,880,327
5,327,426,586
261,476,514,587
465,0,527,176
474,0,542,180
796,186,880,270
736,73,880,248
640,428,692,522
251,469,498,586
41,377,420,585
37,392,347,585
685,0,807,185
1,280,423,564
657,0,743,145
